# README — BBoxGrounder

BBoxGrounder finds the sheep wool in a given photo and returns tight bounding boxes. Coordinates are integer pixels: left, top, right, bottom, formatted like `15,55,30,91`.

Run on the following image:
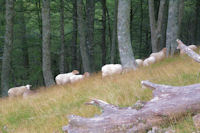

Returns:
8,84,32,97
55,70,79,85
101,64,122,77
150,48,166,61
70,72,90,83
143,56,156,67
135,59,143,67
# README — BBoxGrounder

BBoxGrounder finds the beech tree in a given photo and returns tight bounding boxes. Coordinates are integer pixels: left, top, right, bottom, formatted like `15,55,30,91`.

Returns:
42,0,55,86
117,0,137,70
77,0,91,72
1,0,14,96
148,0,166,52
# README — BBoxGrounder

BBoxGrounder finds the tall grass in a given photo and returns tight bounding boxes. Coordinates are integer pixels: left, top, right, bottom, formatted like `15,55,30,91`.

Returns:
0,55,199,133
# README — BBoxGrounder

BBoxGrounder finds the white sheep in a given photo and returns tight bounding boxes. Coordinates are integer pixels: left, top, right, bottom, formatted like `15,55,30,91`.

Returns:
101,64,122,77
135,59,143,67
180,45,197,55
150,48,166,61
55,70,79,85
70,72,90,83
8,84,32,97
143,56,156,67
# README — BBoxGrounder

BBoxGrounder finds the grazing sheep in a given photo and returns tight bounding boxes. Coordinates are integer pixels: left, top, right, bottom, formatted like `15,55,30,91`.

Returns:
150,48,166,61
8,84,32,97
135,59,143,67
180,45,197,55
70,72,90,83
143,56,156,67
55,70,79,85
101,64,122,77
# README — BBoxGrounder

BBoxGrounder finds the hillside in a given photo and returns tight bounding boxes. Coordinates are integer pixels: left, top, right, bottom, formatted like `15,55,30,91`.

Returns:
0,55,200,133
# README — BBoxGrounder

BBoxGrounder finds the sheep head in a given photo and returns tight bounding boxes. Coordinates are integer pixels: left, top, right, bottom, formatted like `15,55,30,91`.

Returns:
162,48,167,53
72,70,79,75
26,84,32,90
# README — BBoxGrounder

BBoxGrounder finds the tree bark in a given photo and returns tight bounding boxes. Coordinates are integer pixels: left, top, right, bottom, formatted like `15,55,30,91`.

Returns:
160,0,168,49
86,0,95,72
42,0,55,86
178,0,184,38
1,0,14,96
148,0,166,53
19,0,29,80
63,79,200,133
177,39,200,63
194,0,200,44
101,0,106,65
71,0,78,70
166,0,179,56
59,0,65,73
139,0,143,58
110,0,118,64
117,0,137,70
77,0,91,73
63,40,200,132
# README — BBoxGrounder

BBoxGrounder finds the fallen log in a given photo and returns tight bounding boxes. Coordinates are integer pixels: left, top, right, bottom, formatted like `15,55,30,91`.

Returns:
63,40,200,133
63,80,200,133
176,39,200,63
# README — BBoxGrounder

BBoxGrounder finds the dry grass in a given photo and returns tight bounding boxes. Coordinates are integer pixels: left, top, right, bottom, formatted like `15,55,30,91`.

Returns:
0,55,200,133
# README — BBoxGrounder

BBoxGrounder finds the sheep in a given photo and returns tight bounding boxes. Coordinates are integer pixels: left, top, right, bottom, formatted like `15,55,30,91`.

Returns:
55,70,79,85
143,56,156,67
150,48,166,61
8,84,32,97
180,45,197,55
70,72,90,83
101,64,122,77
135,59,143,67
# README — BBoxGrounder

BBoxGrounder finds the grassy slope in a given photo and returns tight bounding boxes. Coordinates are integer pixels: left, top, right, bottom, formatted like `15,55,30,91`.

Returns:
0,55,199,133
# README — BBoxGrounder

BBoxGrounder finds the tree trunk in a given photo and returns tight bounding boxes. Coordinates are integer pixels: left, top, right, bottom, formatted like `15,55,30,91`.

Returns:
71,0,78,70
59,0,65,73
110,0,118,64
139,0,143,58
86,0,95,72
194,0,200,44
63,40,200,132
101,0,106,65
148,0,166,53
178,0,184,38
166,0,179,56
42,0,55,86
160,0,168,49
36,0,44,86
19,0,29,80
1,0,14,96
117,0,137,70
77,0,91,73
177,39,200,63
63,79,200,132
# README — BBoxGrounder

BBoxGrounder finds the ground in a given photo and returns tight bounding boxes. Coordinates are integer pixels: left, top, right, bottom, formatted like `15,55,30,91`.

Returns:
0,55,199,133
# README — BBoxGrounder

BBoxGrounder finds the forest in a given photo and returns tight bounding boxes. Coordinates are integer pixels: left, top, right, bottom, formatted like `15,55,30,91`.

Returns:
0,0,199,97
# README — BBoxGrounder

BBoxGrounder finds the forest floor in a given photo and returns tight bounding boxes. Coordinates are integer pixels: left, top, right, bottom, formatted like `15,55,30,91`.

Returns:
0,55,200,133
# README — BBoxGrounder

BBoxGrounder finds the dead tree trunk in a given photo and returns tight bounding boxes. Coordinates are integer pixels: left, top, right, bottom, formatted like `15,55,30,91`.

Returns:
63,40,200,133
63,80,200,133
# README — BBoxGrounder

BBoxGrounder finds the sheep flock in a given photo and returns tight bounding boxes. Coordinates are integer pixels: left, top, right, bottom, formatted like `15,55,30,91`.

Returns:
6,45,198,98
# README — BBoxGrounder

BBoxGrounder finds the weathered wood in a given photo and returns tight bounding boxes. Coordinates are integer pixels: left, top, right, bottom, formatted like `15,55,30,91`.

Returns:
176,39,200,63
62,39,200,132
63,80,200,133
